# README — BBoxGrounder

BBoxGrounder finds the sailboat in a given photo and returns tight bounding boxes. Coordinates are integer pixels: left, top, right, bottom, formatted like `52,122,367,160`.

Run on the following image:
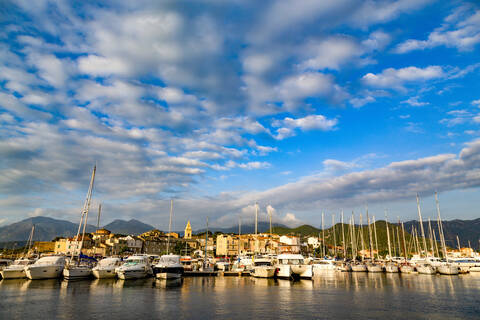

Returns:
384,211,399,273
434,193,459,275
1,226,37,279
63,165,97,280
252,204,276,278
153,199,184,280
414,194,436,275
366,211,382,273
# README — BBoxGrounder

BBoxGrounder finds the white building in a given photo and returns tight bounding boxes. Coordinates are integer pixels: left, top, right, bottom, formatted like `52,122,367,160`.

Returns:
307,237,320,248
279,235,301,254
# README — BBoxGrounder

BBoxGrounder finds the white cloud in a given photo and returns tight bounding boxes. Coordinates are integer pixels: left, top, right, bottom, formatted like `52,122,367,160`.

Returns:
362,66,444,90
273,114,338,140
401,96,429,106
472,99,480,106
350,96,375,108
78,55,130,76
299,37,359,71
395,6,480,53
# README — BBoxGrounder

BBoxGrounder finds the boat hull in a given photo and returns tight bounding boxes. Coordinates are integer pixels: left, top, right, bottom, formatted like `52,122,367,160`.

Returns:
400,265,415,274
367,264,383,273
416,265,436,275
92,268,116,279
0,268,26,279
25,265,64,280
351,264,367,272
252,266,276,278
437,265,459,275
117,270,149,280
385,264,399,273
63,267,92,280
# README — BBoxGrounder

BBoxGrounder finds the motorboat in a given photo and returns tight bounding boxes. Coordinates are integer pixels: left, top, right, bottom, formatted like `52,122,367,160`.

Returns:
384,262,399,273
275,254,313,279
311,258,337,276
366,263,383,273
437,263,459,275
153,254,184,279
416,264,436,275
63,255,97,280
25,256,65,279
92,257,123,279
115,255,152,279
251,258,276,278
0,258,36,279
180,256,196,271
215,260,231,271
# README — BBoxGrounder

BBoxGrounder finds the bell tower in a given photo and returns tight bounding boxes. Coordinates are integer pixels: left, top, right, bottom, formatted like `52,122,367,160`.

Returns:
184,220,192,239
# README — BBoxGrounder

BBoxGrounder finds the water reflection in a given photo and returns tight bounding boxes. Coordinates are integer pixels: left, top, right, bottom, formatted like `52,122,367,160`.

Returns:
154,278,183,288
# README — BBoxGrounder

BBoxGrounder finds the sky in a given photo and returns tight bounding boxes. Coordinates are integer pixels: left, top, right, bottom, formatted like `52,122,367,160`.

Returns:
1,0,480,231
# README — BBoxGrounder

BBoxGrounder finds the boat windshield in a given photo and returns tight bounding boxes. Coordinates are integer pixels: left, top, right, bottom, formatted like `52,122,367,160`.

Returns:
13,259,31,265
99,259,120,266
124,259,144,266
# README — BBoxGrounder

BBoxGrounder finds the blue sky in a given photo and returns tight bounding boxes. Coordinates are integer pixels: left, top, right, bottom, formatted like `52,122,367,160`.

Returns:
1,0,480,230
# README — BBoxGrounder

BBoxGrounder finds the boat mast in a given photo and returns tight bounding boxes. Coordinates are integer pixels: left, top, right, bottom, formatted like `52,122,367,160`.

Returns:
428,218,434,256
432,223,440,257
341,210,346,261
167,199,173,254
332,214,336,258
396,225,401,259
351,212,356,260
435,192,448,259
23,225,35,258
456,235,461,251
359,213,365,262
401,220,407,262
416,194,428,257
255,202,258,235
366,208,373,260
97,203,102,230
75,165,96,263
204,217,209,266
385,210,392,260
238,218,241,256
373,216,379,260
268,205,272,235
321,211,325,257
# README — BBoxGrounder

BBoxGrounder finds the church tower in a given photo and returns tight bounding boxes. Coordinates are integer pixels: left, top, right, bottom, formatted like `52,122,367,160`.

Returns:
184,220,192,239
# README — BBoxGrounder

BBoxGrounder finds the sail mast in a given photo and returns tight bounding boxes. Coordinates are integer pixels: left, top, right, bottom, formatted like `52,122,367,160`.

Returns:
385,210,392,260
373,216,379,260
416,194,428,257
401,220,407,262
428,218,434,256
255,202,258,235
332,214,336,258
97,203,102,230
341,210,346,260
321,211,325,257
435,192,448,259
167,199,173,254
74,165,96,262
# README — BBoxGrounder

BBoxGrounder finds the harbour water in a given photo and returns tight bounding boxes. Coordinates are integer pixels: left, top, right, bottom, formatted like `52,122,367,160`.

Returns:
1,273,479,319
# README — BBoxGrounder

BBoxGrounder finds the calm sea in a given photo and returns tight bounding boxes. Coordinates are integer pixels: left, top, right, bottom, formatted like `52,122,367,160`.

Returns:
1,273,479,319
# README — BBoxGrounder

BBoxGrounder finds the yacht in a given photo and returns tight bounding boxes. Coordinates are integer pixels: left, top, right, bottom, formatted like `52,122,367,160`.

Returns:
437,263,459,275
366,262,383,273
25,256,65,279
251,258,276,278
275,254,313,279
0,258,36,279
351,262,368,272
180,256,195,271
311,258,337,276
92,257,123,279
63,256,96,280
115,255,152,279
416,263,436,275
384,262,399,273
153,254,184,279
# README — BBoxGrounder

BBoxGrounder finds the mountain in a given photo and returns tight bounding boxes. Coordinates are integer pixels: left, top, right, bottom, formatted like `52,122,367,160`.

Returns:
403,218,480,250
194,222,288,235
103,219,155,235
0,216,96,242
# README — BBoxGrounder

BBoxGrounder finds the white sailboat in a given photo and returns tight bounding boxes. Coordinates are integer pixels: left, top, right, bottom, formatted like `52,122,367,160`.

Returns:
435,193,459,275
63,165,97,280
153,199,184,280
384,211,399,273
1,226,36,279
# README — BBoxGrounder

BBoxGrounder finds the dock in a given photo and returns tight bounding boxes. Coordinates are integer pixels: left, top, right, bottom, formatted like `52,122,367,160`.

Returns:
183,271,218,277
219,271,251,277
